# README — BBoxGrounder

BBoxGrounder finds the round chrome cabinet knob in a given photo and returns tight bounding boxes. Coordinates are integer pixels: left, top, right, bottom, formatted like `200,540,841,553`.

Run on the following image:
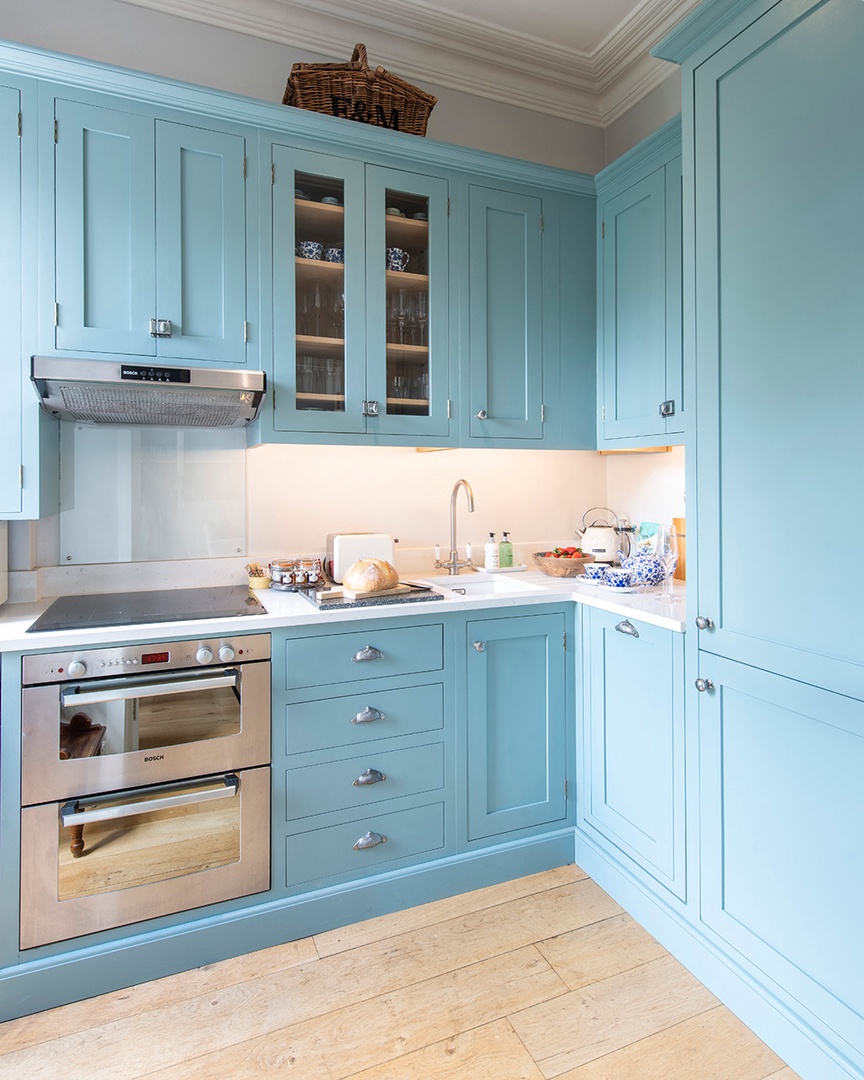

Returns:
196,646,214,665
67,660,87,678
218,644,235,663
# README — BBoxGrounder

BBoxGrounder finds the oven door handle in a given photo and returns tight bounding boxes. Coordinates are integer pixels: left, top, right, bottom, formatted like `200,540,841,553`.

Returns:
60,669,239,707
60,773,240,827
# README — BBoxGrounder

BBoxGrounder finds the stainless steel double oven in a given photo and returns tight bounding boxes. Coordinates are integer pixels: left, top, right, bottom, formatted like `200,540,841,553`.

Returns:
19,633,271,949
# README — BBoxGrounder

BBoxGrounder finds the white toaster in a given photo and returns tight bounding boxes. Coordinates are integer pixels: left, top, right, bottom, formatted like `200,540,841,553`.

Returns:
326,533,395,583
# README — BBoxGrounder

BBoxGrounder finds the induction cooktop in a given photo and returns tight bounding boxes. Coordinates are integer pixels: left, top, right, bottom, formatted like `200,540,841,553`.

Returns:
27,585,267,633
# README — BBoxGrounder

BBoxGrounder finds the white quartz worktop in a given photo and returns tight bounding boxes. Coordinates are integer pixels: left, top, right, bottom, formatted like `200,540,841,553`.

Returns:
0,571,686,653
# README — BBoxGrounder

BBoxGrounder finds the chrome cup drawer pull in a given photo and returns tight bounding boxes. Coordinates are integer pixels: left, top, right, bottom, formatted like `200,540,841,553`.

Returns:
352,706,384,724
353,830,386,850
352,645,384,663
353,768,386,787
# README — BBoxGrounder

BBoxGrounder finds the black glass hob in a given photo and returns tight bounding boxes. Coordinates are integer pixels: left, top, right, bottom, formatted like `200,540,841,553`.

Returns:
27,585,267,633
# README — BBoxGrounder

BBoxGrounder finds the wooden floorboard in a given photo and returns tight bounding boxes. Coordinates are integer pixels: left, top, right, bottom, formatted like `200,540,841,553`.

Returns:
0,865,799,1080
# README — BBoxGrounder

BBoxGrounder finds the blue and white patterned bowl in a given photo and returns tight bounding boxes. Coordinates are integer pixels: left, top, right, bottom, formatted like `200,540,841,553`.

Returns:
603,567,634,589
296,240,324,260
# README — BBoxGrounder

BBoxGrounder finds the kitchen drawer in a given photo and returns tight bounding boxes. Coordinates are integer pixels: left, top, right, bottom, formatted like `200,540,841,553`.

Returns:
285,683,444,755
285,801,445,886
283,624,444,690
285,741,444,820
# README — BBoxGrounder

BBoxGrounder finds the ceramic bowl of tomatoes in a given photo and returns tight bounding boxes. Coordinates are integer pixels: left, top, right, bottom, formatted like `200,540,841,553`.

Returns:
532,547,594,577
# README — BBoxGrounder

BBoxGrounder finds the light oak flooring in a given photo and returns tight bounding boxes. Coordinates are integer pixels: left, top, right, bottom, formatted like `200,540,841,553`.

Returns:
0,863,801,1079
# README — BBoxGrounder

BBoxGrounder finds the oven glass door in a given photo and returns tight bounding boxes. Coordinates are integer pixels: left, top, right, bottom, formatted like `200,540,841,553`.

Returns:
21,661,270,804
20,766,270,949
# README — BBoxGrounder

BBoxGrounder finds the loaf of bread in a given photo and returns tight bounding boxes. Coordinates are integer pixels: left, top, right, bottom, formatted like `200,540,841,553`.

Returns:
342,558,399,593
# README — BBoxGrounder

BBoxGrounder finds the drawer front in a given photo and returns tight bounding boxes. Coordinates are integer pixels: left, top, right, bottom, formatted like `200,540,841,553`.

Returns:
283,624,444,690
285,683,444,755
285,801,445,886
286,741,444,820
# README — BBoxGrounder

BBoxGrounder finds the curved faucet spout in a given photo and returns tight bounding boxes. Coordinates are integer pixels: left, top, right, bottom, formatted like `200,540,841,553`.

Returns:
448,479,475,575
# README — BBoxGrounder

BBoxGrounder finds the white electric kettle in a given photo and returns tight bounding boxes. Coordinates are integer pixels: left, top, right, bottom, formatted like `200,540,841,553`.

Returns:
576,507,627,563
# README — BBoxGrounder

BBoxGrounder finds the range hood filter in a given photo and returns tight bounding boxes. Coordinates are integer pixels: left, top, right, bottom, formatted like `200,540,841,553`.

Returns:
31,357,266,428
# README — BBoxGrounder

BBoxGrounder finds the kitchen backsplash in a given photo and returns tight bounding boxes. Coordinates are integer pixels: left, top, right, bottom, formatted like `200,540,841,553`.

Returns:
6,444,684,602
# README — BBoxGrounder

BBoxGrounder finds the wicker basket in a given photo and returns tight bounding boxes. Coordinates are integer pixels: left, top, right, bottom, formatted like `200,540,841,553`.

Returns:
533,552,594,578
283,44,437,137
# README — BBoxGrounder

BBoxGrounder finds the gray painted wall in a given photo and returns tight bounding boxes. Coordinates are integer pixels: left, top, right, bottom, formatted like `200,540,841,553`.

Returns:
1,0,615,172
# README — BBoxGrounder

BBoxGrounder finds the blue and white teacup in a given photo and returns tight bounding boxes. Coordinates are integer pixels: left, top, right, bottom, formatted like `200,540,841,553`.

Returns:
603,567,634,589
386,247,410,272
324,246,344,263
297,240,323,260
583,562,607,582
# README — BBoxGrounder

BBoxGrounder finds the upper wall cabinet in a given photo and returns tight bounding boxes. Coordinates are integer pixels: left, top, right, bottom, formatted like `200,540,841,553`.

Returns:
595,119,683,448
461,181,596,449
266,142,451,441
42,89,257,367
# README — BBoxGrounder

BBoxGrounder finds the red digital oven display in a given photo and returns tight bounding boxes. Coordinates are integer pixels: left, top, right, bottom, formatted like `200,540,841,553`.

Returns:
141,651,170,665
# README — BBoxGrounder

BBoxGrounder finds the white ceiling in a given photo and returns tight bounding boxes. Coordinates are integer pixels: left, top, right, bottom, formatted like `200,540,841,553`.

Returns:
117,0,698,126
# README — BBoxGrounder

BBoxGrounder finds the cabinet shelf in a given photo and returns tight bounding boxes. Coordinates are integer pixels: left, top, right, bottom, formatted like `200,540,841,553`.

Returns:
386,269,428,291
385,215,429,248
295,198,345,246
385,343,428,364
294,257,344,284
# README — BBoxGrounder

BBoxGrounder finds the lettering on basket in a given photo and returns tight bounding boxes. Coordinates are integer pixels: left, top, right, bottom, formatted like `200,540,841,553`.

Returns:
330,96,400,129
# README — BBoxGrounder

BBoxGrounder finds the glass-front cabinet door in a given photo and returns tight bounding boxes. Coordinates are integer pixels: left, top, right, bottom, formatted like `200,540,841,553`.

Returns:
365,165,449,437
271,146,449,438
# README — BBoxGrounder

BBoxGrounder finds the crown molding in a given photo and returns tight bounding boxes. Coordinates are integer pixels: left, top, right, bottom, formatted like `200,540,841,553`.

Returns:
116,0,697,127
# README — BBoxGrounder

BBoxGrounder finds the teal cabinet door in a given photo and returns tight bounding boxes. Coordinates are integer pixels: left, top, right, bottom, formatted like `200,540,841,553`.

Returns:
596,120,682,446
467,184,544,441
53,97,155,356
465,611,567,840
0,81,23,514
578,608,685,900
692,0,864,699
697,655,864,1058
52,97,253,366
155,121,250,364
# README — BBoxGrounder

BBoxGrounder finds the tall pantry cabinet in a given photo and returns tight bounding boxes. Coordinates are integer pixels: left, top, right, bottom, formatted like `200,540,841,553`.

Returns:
656,0,864,1076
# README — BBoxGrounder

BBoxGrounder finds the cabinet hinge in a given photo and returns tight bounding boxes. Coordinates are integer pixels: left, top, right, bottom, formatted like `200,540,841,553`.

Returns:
53,301,59,327
541,403,546,423
601,220,605,239
601,404,606,424
271,162,275,185
19,465,24,490
243,320,249,344
447,197,450,216
17,112,22,138
563,630,567,651
243,157,247,179
447,399,452,419
564,779,569,799
540,214,544,233
53,119,58,144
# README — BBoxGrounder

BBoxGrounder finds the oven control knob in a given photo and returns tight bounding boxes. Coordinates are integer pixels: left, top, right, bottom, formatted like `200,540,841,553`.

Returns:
196,646,214,665
67,660,87,678
218,644,235,663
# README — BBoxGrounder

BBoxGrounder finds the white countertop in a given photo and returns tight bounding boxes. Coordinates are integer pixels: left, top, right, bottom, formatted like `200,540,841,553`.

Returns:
0,570,686,653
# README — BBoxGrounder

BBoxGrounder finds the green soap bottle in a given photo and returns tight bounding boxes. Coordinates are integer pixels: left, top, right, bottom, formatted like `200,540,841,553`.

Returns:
499,531,514,568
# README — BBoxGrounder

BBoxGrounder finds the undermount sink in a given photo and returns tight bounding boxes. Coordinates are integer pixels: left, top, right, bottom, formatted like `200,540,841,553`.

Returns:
419,574,547,599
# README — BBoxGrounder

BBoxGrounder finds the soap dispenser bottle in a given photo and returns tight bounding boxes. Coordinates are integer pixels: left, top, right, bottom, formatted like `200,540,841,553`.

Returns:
484,533,499,569
499,532,513,568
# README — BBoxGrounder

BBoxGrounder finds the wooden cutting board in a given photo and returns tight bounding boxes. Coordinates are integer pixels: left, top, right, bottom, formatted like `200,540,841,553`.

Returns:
338,583,415,601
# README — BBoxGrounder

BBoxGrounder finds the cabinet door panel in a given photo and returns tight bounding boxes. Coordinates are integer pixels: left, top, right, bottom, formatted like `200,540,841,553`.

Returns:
466,612,566,839
694,0,864,697
155,121,248,363
0,83,22,514
54,98,155,355
581,609,685,898
468,186,543,440
699,655,864,1050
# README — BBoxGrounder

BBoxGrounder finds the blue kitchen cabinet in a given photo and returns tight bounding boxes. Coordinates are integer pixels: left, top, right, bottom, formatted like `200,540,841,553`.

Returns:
696,655,864,1064
463,609,569,841
0,75,57,520
47,91,255,366
654,0,864,1074
268,141,451,440
596,118,683,447
577,607,685,900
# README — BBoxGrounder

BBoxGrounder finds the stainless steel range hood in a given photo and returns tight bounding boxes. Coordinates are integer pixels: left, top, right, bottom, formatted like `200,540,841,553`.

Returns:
31,357,266,428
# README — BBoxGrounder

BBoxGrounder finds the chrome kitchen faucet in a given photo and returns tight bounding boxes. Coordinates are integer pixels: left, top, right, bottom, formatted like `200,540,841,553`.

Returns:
437,478,475,575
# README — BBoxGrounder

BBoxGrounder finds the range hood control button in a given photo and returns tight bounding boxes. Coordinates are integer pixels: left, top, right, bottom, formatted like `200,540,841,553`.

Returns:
196,646,214,665
67,660,87,678
218,644,235,663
